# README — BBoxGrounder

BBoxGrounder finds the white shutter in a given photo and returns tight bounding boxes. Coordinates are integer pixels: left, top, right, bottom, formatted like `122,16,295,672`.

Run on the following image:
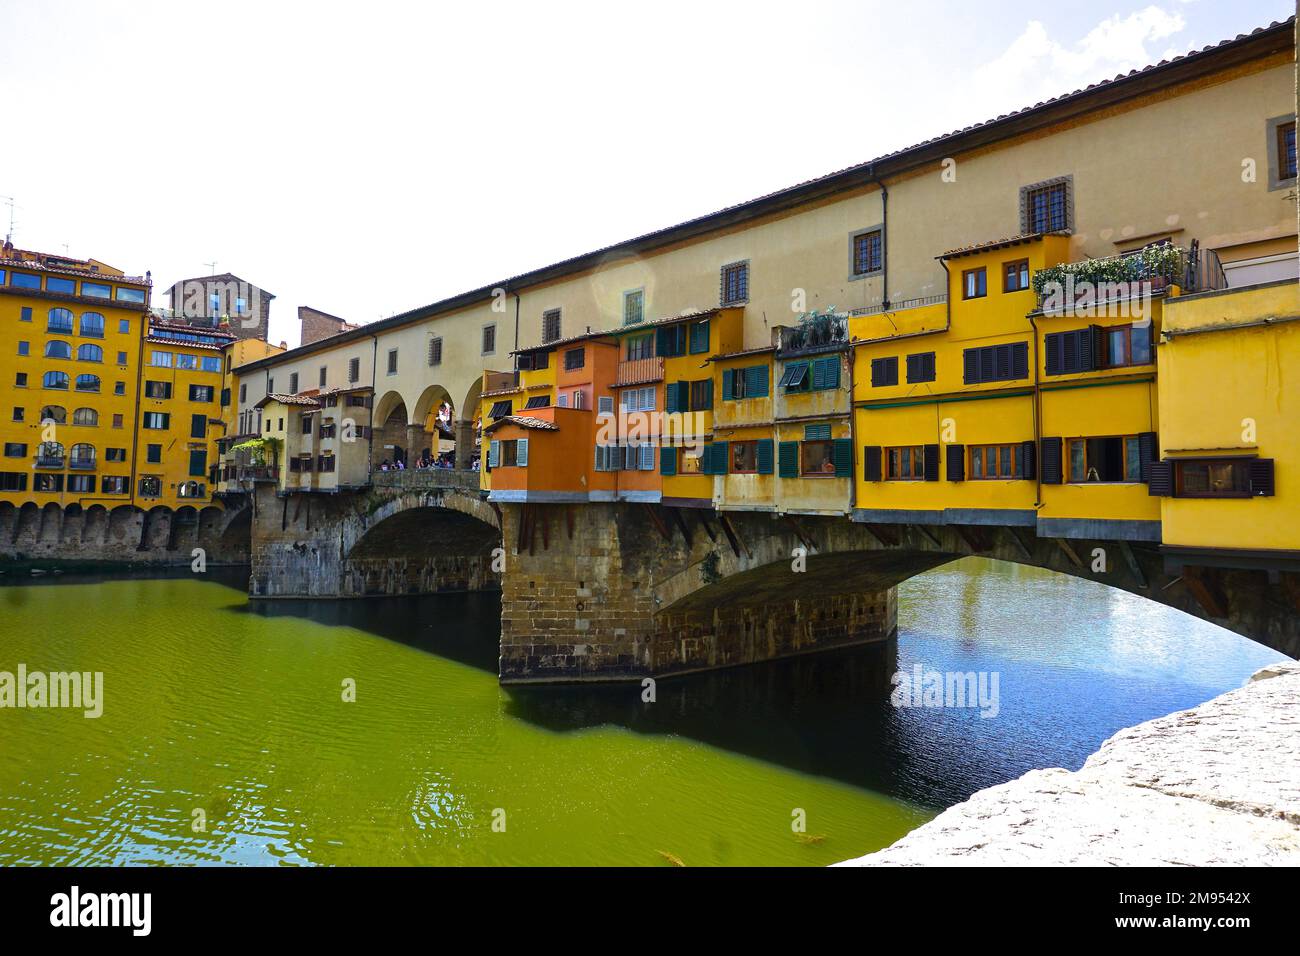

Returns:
557,393,569,407
572,389,585,409
488,440,500,468
639,444,653,470
621,390,633,411
623,444,636,471
598,395,614,415
516,438,528,467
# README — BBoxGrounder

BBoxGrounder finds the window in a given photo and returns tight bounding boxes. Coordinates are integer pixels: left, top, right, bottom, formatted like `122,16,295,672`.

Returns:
689,320,710,354
20,306,32,321
689,379,713,411
1021,176,1072,233
597,396,614,415
1067,435,1143,483
17,340,29,356
190,384,215,402
34,474,64,493
102,476,128,495
427,339,441,367
962,267,987,299
105,447,126,462
151,350,173,367
870,356,898,387
386,350,397,375
177,354,197,370
115,287,145,303
47,276,75,294
1280,121,1298,180
114,382,125,396
969,444,1022,479
620,386,655,412
12,407,23,422
143,412,170,430
268,378,274,394
851,228,883,277
37,441,64,464
624,289,644,325
493,438,528,468
67,474,94,493
118,318,130,334
112,414,123,428
285,372,298,394
69,444,96,467
201,356,220,373
723,365,768,400
43,371,69,389
800,440,837,477
40,405,65,423
658,324,688,358
564,347,585,371
145,380,172,399
626,334,654,361
348,357,361,382
963,342,1028,384
0,473,27,492
1099,324,1153,369
318,454,336,473
139,476,161,498
82,282,110,299
75,374,100,392
524,395,550,410
77,343,102,362
1173,459,1254,498
189,450,207,477
45,340,72,359
72,407,98,426
542,309,562,344
80,312,105,337
15,372,26,387
488,400,512,419
116,351,127,364
47,308,74,332
906,352,936,383
12,273,41,290
730,441,759,474
191,414,208,438
1003,259,1030,293
147,444,162,463
886,446,925,480
239,383,247,403
4,443,26,457
482,324,496,355
720,260,749,305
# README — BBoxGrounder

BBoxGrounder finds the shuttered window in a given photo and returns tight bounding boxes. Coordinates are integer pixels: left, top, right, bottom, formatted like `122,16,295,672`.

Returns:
778,362,809,391
778,441,799,478
348,357,360,383
689,320,710,354
660,447,677,476
428,338,442,366
963,342,1029,384
1044,327,1097,375
906,352,936,383
871,356,898,387
812,356,840,390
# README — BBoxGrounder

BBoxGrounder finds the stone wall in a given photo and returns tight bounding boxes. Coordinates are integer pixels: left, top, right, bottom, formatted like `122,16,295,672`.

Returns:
0,499,251,566
498,503,899,683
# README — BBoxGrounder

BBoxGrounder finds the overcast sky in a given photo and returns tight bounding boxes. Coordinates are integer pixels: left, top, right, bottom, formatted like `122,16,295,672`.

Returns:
1,0,1293,345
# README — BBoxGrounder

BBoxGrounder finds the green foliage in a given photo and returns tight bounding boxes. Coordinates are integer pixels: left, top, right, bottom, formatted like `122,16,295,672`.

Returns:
1032,245,1185,296
230,436,281,465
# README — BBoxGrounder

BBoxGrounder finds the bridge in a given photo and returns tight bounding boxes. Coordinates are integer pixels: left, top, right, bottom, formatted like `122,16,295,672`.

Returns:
244,468,1300,683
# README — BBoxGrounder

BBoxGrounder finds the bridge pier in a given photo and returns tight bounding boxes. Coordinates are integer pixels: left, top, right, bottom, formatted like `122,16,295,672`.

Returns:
497,503,899,683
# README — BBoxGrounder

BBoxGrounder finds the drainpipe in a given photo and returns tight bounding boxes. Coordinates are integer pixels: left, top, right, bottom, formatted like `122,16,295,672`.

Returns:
128,309,146,509
1029,314,1043,508
870,166,890,311
512,288,521,354
367,333,378,480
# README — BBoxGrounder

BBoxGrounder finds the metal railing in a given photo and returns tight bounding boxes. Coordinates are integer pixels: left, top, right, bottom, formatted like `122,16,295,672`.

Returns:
778,314,849,355
372,468,480,491
68,457,96,471
851,294,948,317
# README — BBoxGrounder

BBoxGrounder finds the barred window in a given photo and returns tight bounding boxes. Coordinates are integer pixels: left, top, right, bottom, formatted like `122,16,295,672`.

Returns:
428,337,442,367
852,229,882,276
542,309,562,344
720,261,749,305
623,289,644,325
1021,177,1071,233
482,324,496,355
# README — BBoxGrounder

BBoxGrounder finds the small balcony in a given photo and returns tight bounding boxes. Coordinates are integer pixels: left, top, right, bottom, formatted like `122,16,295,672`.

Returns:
615,356,663,386
778,312,849,356
483,370,519,393
1034,244,1227,310
34,454,64,469
68,457,96,471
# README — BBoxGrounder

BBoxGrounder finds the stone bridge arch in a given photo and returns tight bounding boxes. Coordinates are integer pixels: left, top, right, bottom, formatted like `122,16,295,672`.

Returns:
498,503,1300,684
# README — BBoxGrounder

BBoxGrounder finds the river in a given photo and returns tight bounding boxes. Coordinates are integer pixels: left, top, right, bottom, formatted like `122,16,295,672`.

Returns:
0,558,1284,866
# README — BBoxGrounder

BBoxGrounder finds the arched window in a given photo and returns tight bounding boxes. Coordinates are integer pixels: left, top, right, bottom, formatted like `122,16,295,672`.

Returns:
44,340,72,359
70,443,96,466
43,371,69,390
79,312,105,337
47,308,74,333
77,343,103,362
75,374,101,392
37,441,65,461
40,405,67,424
73,407,98,426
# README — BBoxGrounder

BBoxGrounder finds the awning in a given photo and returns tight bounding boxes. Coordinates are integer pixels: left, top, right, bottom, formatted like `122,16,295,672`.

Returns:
778,363,807,388
489,400,512,419
524,395,550,409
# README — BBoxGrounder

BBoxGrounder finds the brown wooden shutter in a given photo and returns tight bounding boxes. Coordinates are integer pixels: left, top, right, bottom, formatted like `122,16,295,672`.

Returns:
1041,437,1063,484
1248,459,1275,496
1138,432,1158,482
864,446,882,482
923,444,940,482
946,444,965,481
1147,460,1174,496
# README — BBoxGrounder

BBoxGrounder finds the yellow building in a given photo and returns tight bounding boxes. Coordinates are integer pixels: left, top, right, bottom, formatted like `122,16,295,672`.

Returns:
0,245,150,508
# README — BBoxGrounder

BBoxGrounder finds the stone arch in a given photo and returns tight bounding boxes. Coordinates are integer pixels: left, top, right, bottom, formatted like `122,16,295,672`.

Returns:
140,505,173,551
373,390,411,467
460,376,484,469
411,383,456,465
108,505,137,542
83,504,108,545
169,505,199,551
60,503,84,545
13,502,39,546
38,503,62,544
0,501,16,550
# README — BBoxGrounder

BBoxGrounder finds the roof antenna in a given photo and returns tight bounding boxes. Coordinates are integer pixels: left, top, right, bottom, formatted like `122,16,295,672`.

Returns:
1,195,15,244
204,260,217,275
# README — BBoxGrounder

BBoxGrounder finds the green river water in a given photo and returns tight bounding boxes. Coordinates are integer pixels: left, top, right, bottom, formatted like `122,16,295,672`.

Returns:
0,560,1285,866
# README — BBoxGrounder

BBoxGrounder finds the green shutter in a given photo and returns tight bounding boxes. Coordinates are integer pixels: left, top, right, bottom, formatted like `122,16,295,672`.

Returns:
722,369,735,400
655,327,669,356
832,439,853,477
689,320,710,354
678,381,691,412
665,381,680,414
745,365,768,398
701,378,713,410
756,439,774,475
804,424,831,441
778,441,799,478
661,446,677,476
713,440,729,474
864,446,882,481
